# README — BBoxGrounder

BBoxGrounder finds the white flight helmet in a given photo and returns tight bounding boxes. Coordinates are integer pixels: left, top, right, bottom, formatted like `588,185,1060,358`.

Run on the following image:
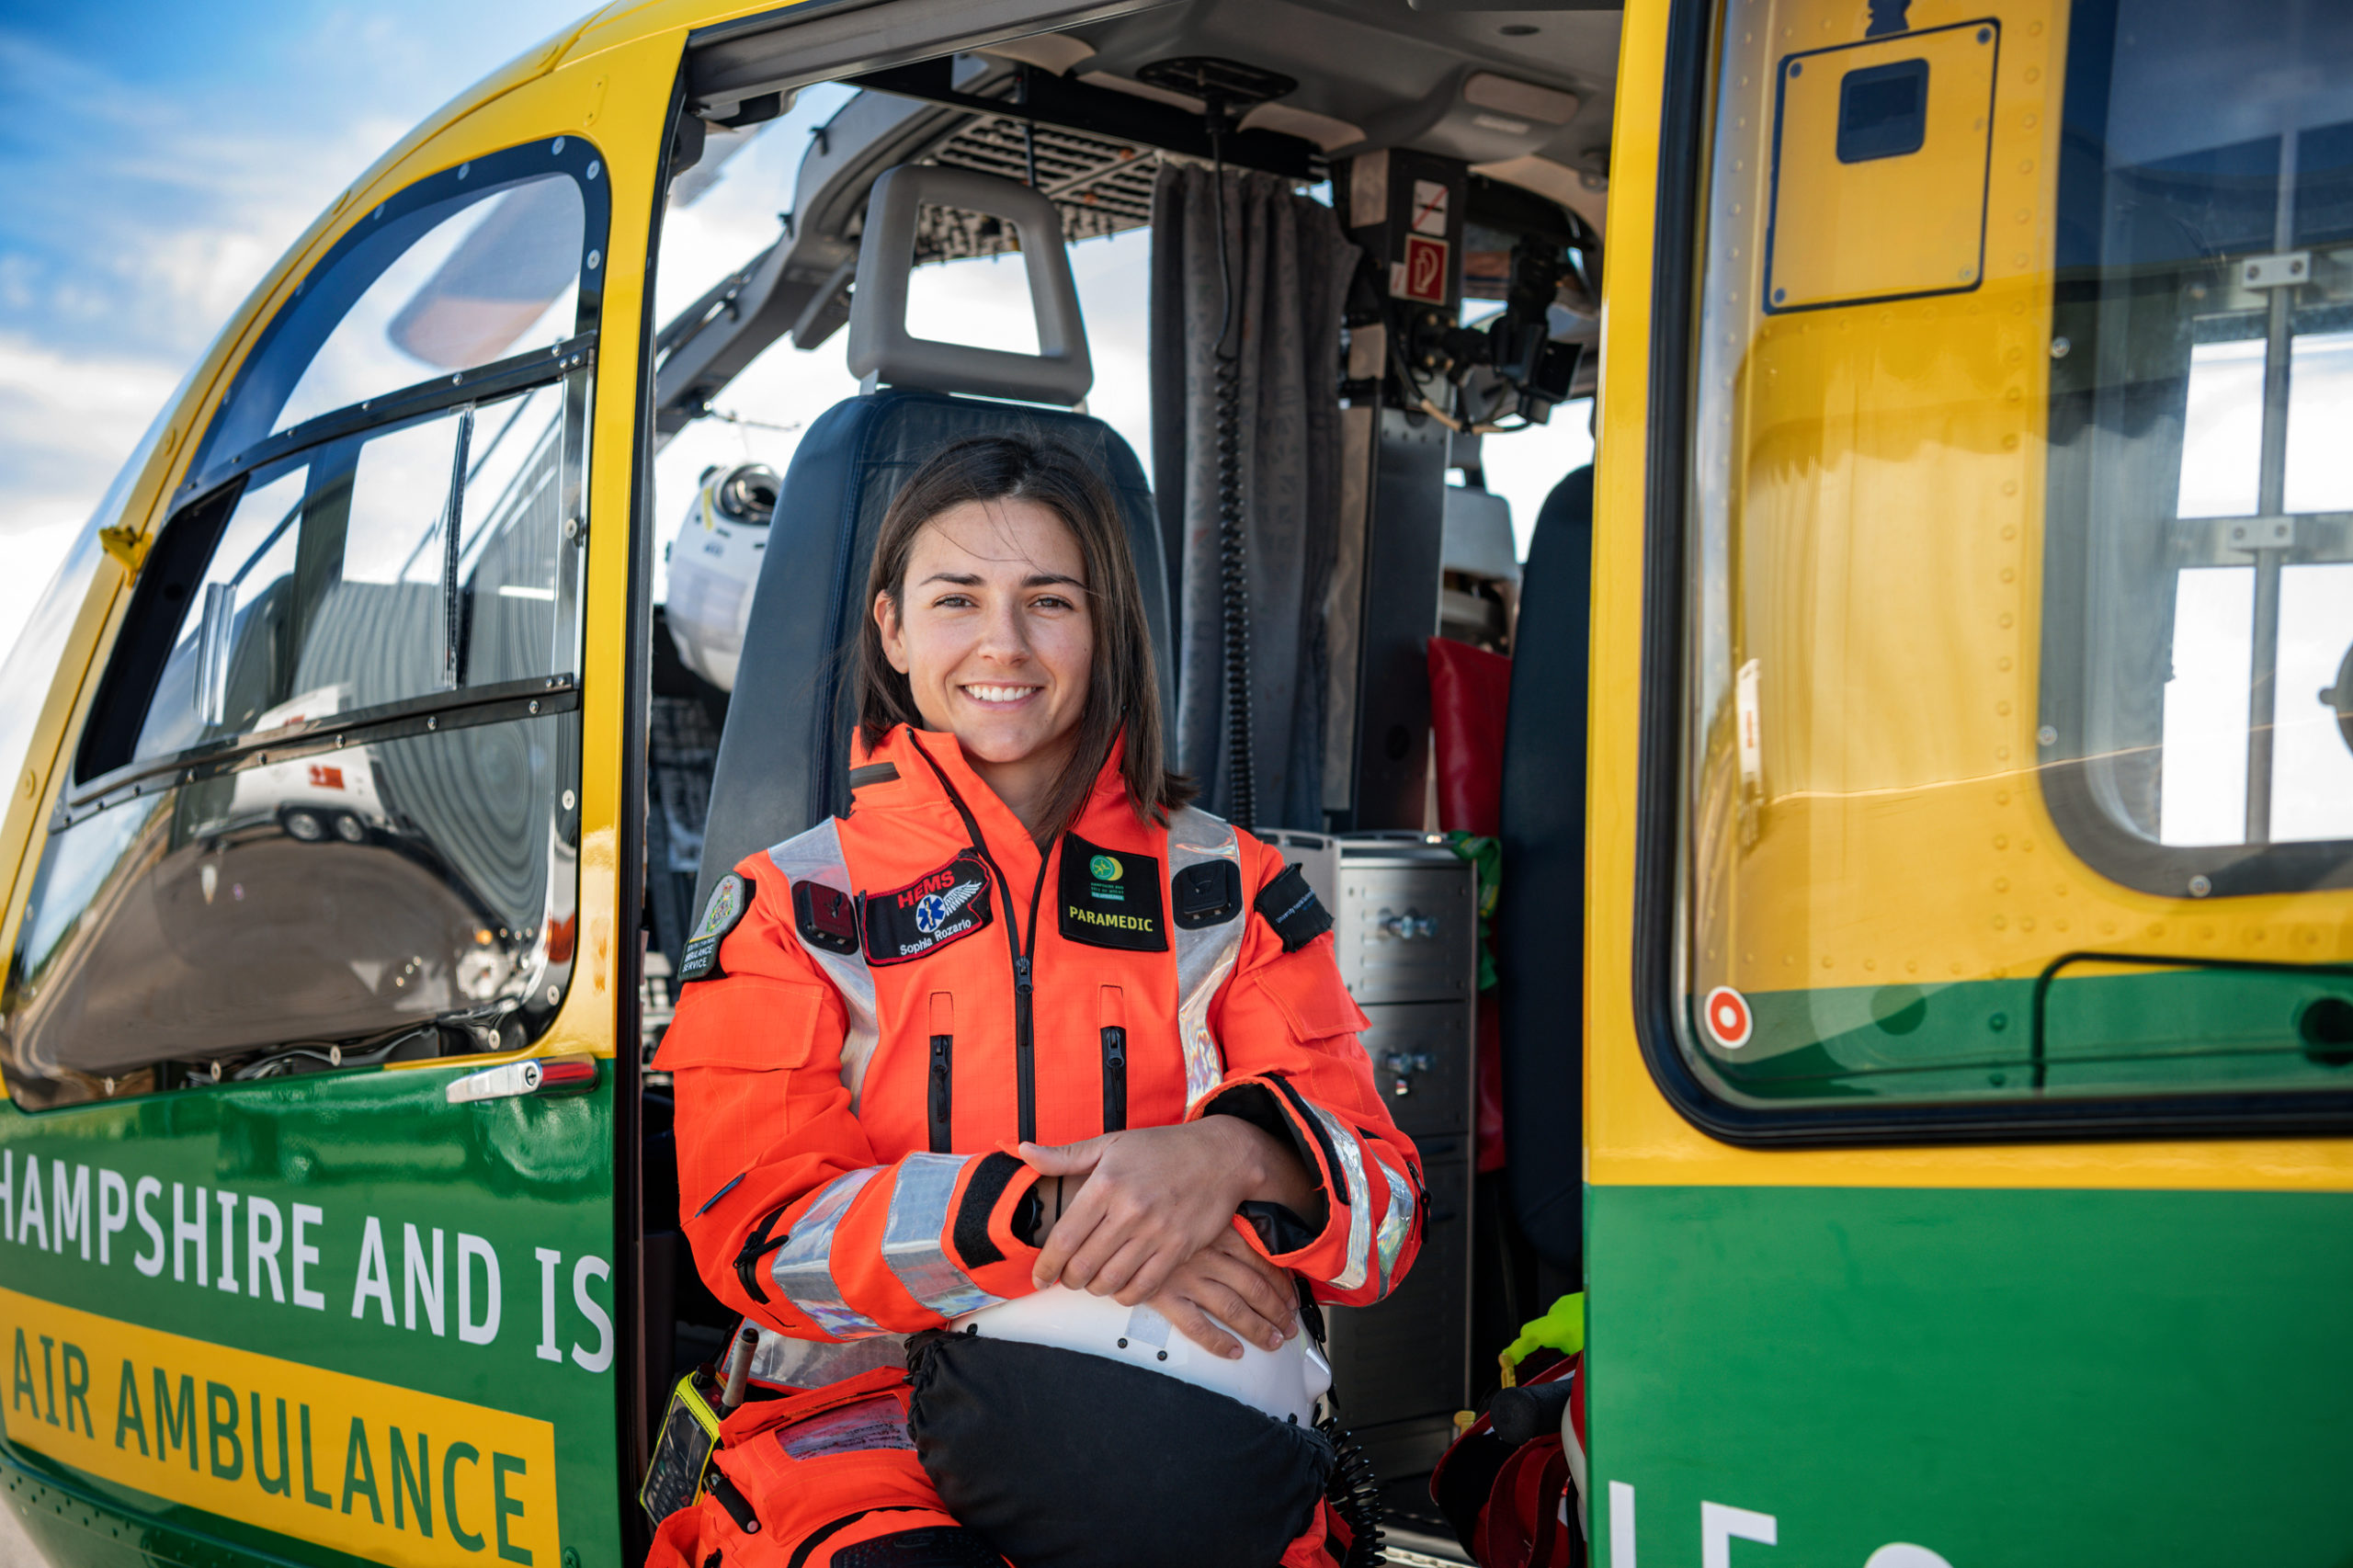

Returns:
951,1284,1332,1427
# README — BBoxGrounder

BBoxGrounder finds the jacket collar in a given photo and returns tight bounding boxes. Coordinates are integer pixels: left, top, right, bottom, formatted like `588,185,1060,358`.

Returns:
847,724,1141,865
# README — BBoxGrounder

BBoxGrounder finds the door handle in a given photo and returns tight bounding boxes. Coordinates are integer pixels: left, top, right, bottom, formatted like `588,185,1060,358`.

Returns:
445,1054,597,1104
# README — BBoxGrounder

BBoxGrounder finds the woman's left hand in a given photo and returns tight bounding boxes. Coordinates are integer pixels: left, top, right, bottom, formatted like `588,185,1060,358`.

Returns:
1020,1118,1306,1303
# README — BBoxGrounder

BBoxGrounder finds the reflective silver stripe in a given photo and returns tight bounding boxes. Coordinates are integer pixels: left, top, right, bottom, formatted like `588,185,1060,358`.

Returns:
880,1153,1005,1320
769,1167,885,1338
1372,1158,1415,1300
767,819,881,1110
1308,1103,1374,1292
1166,807,1245,1108
746,1330,905,1389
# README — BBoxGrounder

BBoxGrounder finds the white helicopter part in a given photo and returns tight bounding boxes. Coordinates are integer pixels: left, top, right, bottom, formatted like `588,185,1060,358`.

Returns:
665,463,778,691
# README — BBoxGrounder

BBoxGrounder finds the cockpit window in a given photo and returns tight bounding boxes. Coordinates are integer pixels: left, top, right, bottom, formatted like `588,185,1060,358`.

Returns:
0,141,601,1109
188,142,601,481
128,379,581,766
272,176,586,437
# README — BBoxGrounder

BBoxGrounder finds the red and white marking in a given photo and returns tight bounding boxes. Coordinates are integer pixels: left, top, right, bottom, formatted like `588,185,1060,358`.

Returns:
1701,985,1753,1051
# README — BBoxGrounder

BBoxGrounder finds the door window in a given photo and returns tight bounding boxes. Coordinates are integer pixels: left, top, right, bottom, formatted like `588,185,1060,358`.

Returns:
1665,0,2353,1124
1,140,604,1108
2043,2,2353,875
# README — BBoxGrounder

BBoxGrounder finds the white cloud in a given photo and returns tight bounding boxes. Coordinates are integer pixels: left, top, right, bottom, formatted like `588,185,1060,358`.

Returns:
0,331,181,536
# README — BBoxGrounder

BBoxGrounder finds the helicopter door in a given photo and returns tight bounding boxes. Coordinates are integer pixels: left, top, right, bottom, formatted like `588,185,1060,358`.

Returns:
0,84,648,1568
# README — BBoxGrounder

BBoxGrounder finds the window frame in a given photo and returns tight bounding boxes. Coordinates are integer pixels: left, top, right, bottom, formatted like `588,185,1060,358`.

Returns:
1631,0,2353,1147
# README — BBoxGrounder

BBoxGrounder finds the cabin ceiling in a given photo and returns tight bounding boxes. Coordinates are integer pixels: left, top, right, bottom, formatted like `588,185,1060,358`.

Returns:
689,0,1621,177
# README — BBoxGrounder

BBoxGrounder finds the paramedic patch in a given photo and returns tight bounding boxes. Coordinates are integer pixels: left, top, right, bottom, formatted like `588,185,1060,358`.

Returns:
1253,863,1334,954
680,872,749,981
864,853,994,965
1059,833,1166,951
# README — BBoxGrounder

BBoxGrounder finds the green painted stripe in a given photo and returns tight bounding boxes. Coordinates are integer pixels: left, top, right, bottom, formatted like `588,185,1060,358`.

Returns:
1699,966,2353,1103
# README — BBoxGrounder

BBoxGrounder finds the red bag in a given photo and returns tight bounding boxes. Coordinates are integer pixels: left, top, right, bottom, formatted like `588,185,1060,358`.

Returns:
1427,1357,1586,1568
1427,637,1513,836
1429,637,1512,1172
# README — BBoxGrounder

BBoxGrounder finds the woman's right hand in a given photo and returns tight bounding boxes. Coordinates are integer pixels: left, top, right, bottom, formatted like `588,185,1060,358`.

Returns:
1144,1226,1301,1360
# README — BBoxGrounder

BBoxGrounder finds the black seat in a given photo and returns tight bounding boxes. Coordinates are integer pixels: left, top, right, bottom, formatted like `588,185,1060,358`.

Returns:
1495,463,1593,1275
692,165,1172,908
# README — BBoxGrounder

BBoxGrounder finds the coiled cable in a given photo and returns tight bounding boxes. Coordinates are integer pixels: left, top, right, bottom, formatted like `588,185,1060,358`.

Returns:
1206,111,1258,831
1318,1414,1386,1567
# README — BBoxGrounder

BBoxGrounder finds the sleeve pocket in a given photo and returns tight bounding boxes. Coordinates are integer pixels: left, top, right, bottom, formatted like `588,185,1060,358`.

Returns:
1246,942,1372,1042
652,976,834,1072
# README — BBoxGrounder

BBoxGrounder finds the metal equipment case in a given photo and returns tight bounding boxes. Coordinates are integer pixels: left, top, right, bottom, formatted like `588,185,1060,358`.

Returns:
1258,830,1479,1480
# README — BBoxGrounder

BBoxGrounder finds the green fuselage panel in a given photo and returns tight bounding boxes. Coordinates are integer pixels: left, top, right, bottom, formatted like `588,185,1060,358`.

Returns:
0,1071,620,1568
1587,1184,2353,1567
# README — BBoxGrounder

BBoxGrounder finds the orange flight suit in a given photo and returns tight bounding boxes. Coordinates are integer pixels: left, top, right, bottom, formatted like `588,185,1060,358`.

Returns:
649,724,1424,1566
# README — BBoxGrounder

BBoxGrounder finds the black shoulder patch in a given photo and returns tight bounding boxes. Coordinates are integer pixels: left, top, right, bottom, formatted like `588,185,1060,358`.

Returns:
1172,858,1244,929
863,852,994,966
847,761,900,790
679,871,750,982
1058,834,1167,951
1253,863,1333,954
792,880,863,956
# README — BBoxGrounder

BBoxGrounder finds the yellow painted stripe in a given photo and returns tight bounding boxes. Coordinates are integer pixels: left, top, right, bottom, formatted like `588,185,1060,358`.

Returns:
0,1288,560,1568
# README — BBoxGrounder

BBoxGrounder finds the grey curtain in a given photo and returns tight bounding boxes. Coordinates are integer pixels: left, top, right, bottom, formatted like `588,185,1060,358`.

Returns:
1150,165,1358,830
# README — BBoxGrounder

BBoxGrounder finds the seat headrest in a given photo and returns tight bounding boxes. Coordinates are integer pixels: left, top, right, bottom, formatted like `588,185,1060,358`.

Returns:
846,165,1095,406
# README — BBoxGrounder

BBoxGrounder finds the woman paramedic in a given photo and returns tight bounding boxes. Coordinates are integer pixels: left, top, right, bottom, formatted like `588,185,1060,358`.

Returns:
650,436,1425,1568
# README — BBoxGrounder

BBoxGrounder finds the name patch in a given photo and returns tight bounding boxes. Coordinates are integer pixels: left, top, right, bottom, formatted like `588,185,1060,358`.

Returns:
863,854,994,966
1059,834,1166,952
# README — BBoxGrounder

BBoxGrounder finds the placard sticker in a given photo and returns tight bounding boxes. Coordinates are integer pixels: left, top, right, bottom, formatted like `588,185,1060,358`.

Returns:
1702,985,1754,1051
1400,234,1449,303
1409,178,1449,236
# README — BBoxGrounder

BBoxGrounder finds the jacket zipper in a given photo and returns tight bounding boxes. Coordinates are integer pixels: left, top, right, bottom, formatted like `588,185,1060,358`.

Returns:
1098,985,1127,1132
926,992,953,1153
1014,956,1036,1142
927,1034,953,1151
907,733,1054,1145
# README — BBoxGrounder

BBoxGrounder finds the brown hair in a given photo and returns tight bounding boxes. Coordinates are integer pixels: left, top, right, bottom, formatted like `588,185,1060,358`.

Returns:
856,435,1193,843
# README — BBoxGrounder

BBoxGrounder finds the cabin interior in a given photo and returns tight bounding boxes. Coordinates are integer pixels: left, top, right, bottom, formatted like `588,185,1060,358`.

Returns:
634,3,1615,1557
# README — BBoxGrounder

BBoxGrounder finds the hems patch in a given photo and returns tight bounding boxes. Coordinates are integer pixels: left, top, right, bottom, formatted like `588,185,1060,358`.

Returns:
1058,833,1167,951
680,872,749,981
863,852,994,965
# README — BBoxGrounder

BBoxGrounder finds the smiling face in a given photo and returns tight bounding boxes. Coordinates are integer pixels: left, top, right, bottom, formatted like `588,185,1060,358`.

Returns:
875,497,1096,825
